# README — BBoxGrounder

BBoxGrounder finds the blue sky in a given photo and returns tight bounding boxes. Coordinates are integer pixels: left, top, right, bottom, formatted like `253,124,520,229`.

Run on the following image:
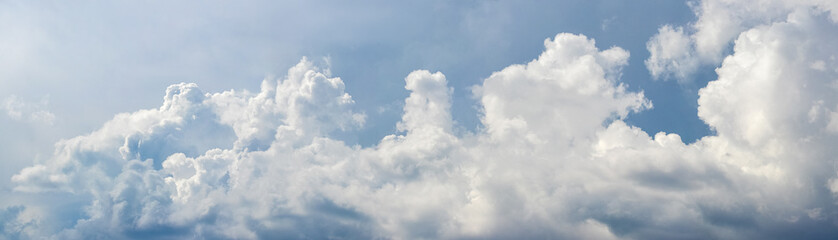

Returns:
0,1,701,145
3,0,838,239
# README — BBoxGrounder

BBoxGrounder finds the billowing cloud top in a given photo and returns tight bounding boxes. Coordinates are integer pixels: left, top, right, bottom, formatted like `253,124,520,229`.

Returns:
645,0,838,82
4,1,838,239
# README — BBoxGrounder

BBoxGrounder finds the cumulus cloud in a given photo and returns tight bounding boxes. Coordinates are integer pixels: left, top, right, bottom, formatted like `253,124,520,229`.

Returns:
476,33,650,147
6,8,838,238
645,0,838,82
645,25,698,82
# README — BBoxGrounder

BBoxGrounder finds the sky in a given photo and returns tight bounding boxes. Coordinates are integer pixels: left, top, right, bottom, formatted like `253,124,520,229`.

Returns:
1,0,838,239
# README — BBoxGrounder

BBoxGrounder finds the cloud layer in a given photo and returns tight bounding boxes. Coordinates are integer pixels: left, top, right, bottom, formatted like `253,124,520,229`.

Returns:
4,1,838,239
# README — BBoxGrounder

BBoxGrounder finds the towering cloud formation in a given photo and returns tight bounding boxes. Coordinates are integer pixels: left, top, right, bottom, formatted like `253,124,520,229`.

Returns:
4,2,838,238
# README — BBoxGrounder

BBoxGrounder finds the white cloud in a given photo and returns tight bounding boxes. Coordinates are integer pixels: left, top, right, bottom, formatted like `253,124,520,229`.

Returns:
697,8,838,216
476,33,650,146
645,0,838,82
6,13,838,238
699,8,838,147
2,95,54,125
645,25,698,81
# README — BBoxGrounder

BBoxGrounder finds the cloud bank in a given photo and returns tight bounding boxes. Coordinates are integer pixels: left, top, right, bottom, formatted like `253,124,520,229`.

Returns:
4,1,838,239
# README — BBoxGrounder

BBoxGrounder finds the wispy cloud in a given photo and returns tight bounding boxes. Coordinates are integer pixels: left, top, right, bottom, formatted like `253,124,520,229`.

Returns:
2,95,54,125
